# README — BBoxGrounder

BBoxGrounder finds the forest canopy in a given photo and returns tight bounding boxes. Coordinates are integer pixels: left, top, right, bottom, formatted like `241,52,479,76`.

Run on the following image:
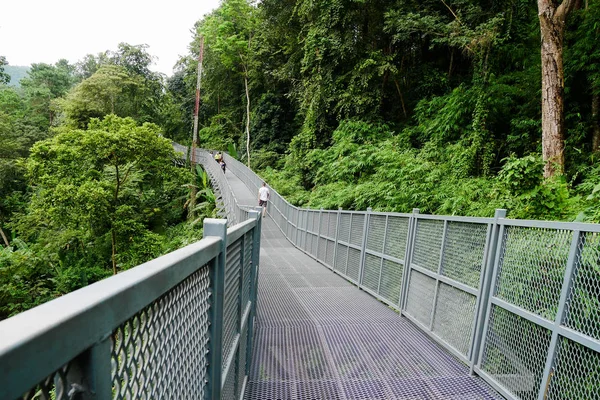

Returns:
172,0,600,221
2,0,600,318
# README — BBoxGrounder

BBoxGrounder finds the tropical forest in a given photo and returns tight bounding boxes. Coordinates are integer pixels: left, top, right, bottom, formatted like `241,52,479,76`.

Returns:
1,0,599,318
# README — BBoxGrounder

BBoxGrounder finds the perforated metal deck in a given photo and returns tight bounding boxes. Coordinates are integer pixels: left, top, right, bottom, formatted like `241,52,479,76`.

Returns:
223,171,503,400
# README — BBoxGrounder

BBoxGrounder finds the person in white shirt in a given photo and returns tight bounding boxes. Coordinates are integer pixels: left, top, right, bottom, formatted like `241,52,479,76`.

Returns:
258,182,270,217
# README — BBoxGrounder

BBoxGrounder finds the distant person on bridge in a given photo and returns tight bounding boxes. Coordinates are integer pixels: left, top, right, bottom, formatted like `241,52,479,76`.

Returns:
214,152,222,163
258,182,270,218
220,158,226,173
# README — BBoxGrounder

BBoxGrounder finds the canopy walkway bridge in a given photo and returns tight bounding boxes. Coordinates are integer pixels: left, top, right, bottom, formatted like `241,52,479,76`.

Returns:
2,145,600,400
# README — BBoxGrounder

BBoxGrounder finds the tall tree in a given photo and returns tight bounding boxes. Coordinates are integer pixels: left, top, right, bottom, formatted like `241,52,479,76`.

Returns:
538,0,577,177
20,61,75,128
23,115,188,274
61,65,150,127
202,0,257,167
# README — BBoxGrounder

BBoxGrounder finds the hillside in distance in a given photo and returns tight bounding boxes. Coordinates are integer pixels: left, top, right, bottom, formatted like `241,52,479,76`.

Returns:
4,65,30,87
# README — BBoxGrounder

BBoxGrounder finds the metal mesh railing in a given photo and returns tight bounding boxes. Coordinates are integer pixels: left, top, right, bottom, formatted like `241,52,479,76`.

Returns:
174,143,242,226
223,153,600,400
1,168,262,400
111,265,211,399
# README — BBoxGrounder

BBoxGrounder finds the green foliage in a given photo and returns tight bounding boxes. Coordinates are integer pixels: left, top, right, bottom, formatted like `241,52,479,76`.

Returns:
17,115,190,272
495,154,579,220
60,65,151,128
19,61,77,129
0,56,10,85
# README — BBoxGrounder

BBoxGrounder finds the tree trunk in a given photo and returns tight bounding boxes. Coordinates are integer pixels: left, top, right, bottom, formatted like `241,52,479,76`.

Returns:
0,225,9,247
593,93,600,152
112,163,120,275
538,0,576,178
243,70,251,169
394,79,408,119
111,229,117,275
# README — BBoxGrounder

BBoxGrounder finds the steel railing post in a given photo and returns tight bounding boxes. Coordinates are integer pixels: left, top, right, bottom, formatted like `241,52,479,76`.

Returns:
204,218,228,400
537,229,582,400
400,208,419,311
429,220,448,330
358,208,371,287
376,215,389,296
331,208,341,271
61,334,112,399
470,209,506,373
316,208,323,260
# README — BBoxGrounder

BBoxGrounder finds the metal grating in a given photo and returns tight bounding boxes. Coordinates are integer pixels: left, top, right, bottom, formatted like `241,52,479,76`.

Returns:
405,270,436,326
318,237,327,261
379,259,403,305
367,215,386,253
21,364,70,400
480,305,550,400
238,324,249,396
432,283,477,356
362,253,382,293
413,219,444,272
305,232,313,253
545,337,600,400
242,232,253,308
495,227,570,321
339,214,351,243
335,244,348,273
442,222,488,288
328,212,338,238
111,265,211,399
320,212,329,236
564,232,600,341
347,247,362,282
222,356,237,400
224,241,242,365
350,213,365,247
385,216,409,261
325,239,335,267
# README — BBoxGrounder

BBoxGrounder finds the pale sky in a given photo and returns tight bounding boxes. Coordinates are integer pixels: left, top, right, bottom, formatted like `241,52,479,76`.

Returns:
0,0,221,76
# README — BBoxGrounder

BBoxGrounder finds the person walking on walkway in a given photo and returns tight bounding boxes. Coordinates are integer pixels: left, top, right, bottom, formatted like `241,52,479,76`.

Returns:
258,182,270,217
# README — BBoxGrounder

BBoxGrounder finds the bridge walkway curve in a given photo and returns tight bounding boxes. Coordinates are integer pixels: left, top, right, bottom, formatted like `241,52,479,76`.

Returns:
222,167,502,400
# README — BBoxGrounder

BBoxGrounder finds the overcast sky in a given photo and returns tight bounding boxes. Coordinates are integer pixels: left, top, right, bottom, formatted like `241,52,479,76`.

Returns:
0,0,220,76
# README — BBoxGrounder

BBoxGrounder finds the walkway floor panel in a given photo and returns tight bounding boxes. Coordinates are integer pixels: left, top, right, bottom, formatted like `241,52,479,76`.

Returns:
221,170,502,400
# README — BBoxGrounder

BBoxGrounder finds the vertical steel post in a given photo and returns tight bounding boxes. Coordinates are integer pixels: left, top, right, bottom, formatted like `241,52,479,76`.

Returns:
400,209,420,311
358,208,372,287
429,220,448,330
204,219,227,400
376,215,389,296
467,222,493,362
316,208,323,259
61,334,112,399
474,209,507,370
332,208,342,271
344,212,352,277
537,230,582,400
